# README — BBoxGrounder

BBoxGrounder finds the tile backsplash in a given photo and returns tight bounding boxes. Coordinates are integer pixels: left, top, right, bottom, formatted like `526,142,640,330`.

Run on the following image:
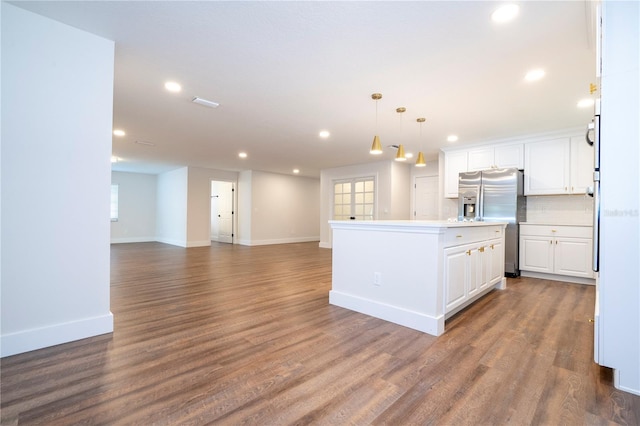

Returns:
525,194,594,225
441,194,593,225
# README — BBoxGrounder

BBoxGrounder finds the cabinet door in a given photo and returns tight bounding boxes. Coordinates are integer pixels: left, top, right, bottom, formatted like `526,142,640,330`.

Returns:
524,138,571,195
467,147,494,171
475,244,491,291
570,136,595,194
520,236,554,273
444,245,469,312
444,151,468,198
495,144,524,169
488,239,504,286
554,237,594,278
468,247,481,296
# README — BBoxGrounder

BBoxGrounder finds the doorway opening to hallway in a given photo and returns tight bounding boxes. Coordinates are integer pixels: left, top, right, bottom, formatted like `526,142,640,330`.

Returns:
211,181,234,244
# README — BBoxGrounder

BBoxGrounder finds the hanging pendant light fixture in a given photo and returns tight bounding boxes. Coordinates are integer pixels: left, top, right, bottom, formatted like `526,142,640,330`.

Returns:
370,93,383,154
415,117,427,167
395,107,407,161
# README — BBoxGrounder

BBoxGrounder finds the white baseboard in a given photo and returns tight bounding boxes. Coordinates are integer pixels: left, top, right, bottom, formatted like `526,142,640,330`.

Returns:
1,312,114,358
238,236,320,246
329,290,444,336
614,369,640,396
110,236,156,244
155,237,187,247
186,240,211,248
521,271,596,285
318,241,332,249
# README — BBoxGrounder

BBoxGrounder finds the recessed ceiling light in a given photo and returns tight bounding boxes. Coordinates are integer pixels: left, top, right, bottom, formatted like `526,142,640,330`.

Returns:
577,98,595,108
113,129,125,137
491,4,519,23
164,81,182,92
293,169,300,174
111,156,119,163
447,135,459,143
238,152,247,159
524,68,545,82
319,130,330,138
405,152,414,159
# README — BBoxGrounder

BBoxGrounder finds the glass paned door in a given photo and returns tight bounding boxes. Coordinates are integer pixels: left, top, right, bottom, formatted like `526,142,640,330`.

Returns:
333,177,375,220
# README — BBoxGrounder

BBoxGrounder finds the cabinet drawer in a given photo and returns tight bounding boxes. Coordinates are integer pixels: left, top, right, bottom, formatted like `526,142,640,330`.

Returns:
444,225,503,247
520,224,592,238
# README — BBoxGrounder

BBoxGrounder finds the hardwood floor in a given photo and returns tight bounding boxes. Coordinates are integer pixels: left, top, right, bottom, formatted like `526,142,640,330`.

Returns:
2,241,639,425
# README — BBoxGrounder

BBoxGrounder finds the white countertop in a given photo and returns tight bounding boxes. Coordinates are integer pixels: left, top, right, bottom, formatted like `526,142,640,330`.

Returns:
521,222,593,227
329,220,508,230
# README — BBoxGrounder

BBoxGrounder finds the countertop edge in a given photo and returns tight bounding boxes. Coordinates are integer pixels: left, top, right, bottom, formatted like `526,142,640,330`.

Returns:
329,220,508,232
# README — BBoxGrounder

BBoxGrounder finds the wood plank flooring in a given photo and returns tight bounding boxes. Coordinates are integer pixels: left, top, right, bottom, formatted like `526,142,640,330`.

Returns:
2,241,639,425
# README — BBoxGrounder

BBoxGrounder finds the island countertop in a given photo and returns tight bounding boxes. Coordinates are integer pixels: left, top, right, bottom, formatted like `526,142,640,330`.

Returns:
329,219,507,336
329,219,508,229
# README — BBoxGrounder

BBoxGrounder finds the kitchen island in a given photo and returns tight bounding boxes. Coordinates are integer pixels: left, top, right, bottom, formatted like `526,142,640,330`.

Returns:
329,220,507,336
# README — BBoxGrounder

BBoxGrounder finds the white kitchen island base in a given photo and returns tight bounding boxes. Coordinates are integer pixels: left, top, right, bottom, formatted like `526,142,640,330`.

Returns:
329,220,507,336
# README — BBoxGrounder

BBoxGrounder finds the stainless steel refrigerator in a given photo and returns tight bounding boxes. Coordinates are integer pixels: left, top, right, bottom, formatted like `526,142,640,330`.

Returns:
458,168,526,276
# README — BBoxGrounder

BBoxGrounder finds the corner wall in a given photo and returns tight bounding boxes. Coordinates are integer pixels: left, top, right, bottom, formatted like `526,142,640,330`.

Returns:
1,4,114,356
111,171,157,243
156,167,189,247
238,170,320,246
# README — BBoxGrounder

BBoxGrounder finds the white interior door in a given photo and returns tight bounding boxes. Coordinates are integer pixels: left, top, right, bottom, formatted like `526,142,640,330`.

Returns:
414,176,439,220
211,181,234,243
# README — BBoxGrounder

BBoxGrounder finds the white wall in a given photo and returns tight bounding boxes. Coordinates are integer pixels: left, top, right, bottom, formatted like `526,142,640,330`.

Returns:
237,170,253,244
389,161,412,219
156,167,189,247
1,4,114,356
319,160,412,248
239,170,320,246
111,171,157,243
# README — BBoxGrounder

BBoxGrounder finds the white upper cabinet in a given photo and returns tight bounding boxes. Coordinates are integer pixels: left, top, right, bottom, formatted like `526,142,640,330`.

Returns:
524,138,571,195
467,147,494,171
444,132,592,198
524,136,594,195
570,135,595,194
444,151,468,198
468,144,523,171
494,144,524,170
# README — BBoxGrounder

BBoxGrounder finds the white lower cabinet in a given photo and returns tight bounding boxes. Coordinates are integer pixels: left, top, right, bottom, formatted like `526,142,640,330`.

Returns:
444,238,503,313
444,245,469,311
520,224,593,279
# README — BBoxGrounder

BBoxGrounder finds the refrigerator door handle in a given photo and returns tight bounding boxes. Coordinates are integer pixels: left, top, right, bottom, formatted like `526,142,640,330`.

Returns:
586,121,595,146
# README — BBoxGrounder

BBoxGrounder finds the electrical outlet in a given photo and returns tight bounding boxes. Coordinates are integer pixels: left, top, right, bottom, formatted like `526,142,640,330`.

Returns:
373,272,381,286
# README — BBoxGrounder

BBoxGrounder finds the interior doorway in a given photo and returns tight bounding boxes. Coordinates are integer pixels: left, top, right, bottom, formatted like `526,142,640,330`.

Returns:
211,181,234,244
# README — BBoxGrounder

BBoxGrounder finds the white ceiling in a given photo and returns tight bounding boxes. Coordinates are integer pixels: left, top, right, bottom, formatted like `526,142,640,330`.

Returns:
12,1,597,177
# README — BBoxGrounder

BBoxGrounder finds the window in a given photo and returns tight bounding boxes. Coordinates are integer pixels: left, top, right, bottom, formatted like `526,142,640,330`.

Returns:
333,177,375,220
110,184,119,222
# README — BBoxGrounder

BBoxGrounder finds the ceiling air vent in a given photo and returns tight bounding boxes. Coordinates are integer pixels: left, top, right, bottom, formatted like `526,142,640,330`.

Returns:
192,97,219,108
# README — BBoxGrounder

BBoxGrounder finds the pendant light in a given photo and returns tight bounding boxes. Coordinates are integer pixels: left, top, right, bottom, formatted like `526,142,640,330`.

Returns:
395,107,407,161
415,117,427,167
370,93,383,154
